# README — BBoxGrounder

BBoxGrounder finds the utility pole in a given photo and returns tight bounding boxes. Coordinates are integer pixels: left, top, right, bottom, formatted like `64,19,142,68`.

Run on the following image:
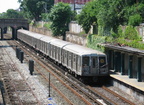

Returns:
48,73,51,97
74,0,75,11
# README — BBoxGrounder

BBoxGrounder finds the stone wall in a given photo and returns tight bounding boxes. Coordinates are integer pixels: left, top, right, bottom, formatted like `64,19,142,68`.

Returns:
29,25,87,46
69,21,93,34
66,32,87,46
29,26,52,36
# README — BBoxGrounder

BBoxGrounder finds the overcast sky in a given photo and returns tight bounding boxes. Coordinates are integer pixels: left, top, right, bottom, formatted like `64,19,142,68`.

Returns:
0,0,20,13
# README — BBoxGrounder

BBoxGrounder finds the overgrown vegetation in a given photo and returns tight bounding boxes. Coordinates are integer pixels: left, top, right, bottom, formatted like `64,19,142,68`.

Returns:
43,23,51,30
87,34,106,52
105,26,144,50
77,0,144,35
87,25,144,52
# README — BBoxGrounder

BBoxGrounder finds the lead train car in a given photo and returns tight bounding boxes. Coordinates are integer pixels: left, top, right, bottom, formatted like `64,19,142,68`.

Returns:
62,44,108,81
17,29,109,82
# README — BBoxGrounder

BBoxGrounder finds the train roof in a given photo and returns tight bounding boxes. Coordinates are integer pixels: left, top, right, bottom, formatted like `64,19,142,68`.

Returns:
18,29,105,56
63,44,105,56
18,29,44,39
50,39,72,48
29,32,44,39
40,36,56,43
18,29,30,35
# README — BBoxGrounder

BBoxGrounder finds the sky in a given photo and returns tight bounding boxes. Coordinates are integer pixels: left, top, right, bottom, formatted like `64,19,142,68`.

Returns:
0,0,20,13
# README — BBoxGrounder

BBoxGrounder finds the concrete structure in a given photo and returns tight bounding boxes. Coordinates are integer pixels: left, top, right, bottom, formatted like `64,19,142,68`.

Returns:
54,0,90,14
104,44,144,82
0,19,29,40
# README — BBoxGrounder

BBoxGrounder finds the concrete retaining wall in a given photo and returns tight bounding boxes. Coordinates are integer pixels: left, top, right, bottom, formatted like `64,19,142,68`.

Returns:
111,79,144,103
66,32,87,46
29,26,52,36
29,26,87,46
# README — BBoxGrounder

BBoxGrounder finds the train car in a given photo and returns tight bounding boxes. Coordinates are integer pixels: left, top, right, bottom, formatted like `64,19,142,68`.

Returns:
17,29,109,82
49,39,72,63
39,36,56,55
17,30,33,45
17,30,43,49
62,44,108,81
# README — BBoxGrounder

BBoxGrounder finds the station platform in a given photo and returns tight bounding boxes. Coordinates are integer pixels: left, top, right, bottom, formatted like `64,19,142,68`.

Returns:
110,70,144,92
109,70,144,103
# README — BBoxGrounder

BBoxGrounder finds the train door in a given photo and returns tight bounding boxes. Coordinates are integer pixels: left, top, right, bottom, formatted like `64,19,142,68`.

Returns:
64,51,67,66
77,56,81,74
62,50,65,65
55,46,58,61
91,56,98,74
71,53,73,69
57,47,60,62
68,52,72,69
48,44,51,56
82,56,90,75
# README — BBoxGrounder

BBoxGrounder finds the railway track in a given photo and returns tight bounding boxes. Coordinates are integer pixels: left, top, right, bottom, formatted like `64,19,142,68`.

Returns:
0,41,41,105
2,33,137,105
14,39,136,105
14,39,101,104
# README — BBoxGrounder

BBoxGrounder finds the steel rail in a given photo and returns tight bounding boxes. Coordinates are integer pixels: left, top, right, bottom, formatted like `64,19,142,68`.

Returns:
1,41,42,105
15,39,111,105
0,42,23,105
87,85,117,105
35,67,74,105
102,86,135,105
24,50,93,105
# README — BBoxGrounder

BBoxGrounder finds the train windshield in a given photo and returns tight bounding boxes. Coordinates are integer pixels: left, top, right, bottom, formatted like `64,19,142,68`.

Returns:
99,57,106,68
83,56,89,66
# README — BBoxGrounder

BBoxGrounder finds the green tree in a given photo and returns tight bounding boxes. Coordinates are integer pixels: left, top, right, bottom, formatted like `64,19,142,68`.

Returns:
0,12,7,19
48,2,72,40
0,9,24,19
128,14,142,26
124,25,140,40
77,0,144,36
77,1,98,34
19,0,54,21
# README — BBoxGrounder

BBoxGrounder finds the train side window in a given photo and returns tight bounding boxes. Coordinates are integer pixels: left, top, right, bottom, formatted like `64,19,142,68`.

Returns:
73,55,76,62
65,51,67,57
69,53,71,60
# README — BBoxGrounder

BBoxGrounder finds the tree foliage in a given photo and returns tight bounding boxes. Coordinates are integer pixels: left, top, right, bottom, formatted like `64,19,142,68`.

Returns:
19,0,54,21
128,14,142,26
124,25,140,40
77,0,144,35
0,9,24,19
48,2,72,40
77,1,98,34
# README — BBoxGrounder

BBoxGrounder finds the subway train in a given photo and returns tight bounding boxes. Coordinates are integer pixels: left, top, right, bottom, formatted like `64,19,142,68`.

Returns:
17,29,109,82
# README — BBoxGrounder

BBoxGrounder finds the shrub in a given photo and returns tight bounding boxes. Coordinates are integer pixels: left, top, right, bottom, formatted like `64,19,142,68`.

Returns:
44,23,51,30
87,34,106,52
128,14,142,26
124,25,140,40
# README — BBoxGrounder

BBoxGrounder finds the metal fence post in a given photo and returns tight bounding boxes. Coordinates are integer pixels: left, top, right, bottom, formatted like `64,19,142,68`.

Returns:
29,60,34,75
20,51,24,63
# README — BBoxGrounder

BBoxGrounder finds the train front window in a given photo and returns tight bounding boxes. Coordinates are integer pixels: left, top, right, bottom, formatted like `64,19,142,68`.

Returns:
99,57,106,68
92,58,96,68
83,56,89,66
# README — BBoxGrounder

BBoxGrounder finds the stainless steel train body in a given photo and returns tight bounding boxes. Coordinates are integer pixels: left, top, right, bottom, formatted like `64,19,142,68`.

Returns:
17,29,109,80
